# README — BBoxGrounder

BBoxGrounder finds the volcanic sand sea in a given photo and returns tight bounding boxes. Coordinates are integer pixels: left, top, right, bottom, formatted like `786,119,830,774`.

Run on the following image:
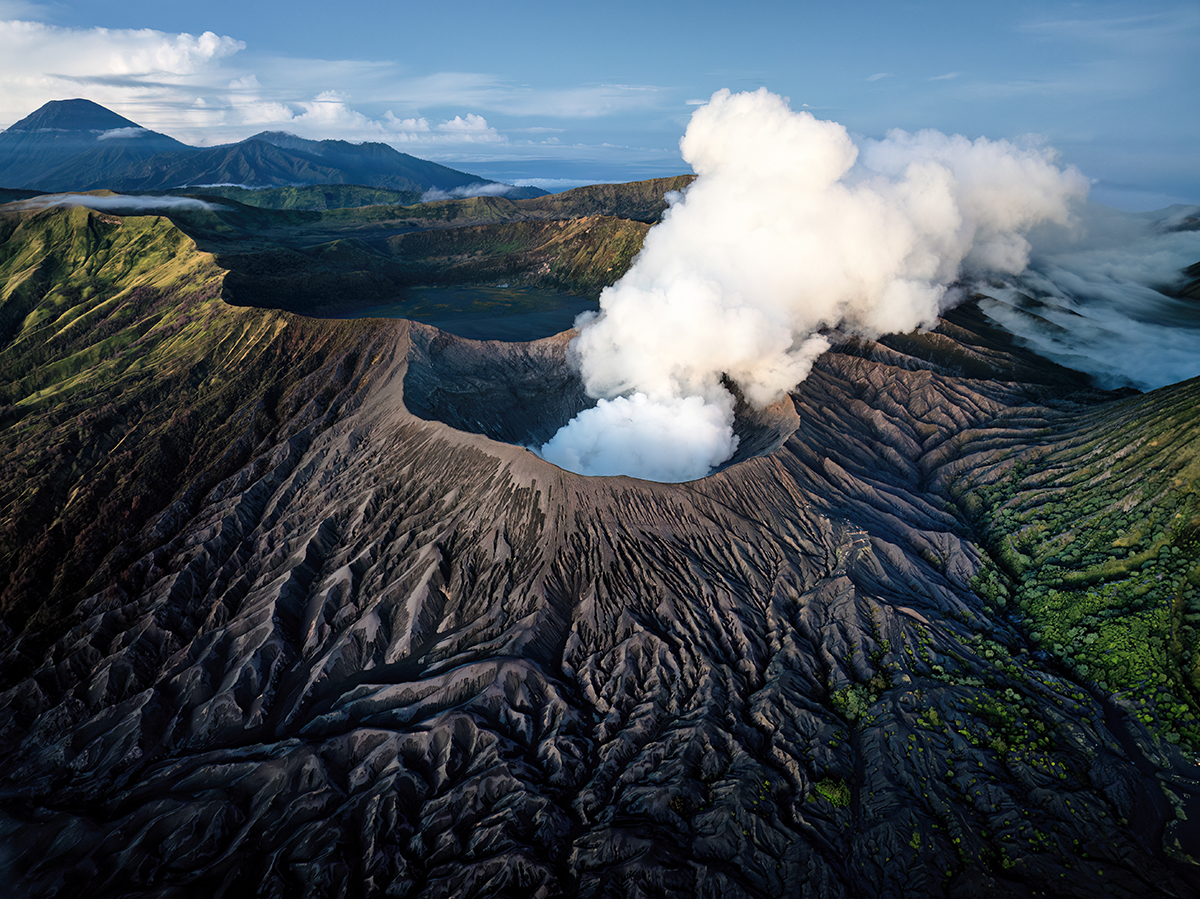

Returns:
325,285,599,341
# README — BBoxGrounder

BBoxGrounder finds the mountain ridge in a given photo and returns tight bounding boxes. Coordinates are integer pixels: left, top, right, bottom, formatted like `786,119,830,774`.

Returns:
0,99,532,197
0,99,188,191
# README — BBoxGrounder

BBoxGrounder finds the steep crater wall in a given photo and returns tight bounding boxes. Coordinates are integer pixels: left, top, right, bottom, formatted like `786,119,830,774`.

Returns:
403,324,591,447
402,322,800,470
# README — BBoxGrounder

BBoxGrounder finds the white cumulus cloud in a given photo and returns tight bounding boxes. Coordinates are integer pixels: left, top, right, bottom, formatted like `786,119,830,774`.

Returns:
0,18,508,155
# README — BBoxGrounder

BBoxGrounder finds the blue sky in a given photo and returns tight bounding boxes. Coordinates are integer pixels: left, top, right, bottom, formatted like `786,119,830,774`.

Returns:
0,0,1195,207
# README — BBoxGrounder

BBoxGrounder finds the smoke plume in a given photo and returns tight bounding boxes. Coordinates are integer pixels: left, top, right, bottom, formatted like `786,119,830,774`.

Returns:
539,88,1088,482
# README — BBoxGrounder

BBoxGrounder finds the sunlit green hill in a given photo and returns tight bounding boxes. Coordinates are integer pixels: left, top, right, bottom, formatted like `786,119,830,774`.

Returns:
0,205,373,651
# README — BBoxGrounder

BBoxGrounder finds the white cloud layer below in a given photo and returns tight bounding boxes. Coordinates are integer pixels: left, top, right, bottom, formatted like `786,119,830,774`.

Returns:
977,204,1200,390
12,192,221,212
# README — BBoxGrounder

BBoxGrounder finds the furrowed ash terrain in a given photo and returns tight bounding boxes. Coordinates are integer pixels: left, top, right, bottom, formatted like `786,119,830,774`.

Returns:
0,201,1199,898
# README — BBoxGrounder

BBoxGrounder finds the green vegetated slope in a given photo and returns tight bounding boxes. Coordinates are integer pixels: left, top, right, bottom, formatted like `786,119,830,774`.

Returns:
168,175,692,238
310,175,695,229
315,194,529,230
382,216,649,293
210,215,648,315
955,374,1200,749
0,205,224,409
171,183,551,213
0,205,383,662
169,175,691,248
176,184,424,211
515,175,694,222
153,180,682,315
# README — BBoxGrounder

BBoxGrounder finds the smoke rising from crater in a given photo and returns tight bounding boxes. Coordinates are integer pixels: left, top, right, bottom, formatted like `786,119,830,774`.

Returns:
539,88,1088,482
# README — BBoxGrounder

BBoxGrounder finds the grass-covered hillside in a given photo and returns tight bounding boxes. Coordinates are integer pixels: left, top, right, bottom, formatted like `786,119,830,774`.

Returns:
151,179,688,315
180,175,690,221
955,374,1200,751
0,205,385,671
174,184,424,211
381,216,649,293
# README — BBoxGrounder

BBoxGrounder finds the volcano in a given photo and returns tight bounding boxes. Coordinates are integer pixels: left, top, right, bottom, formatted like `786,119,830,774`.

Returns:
0,99,527,197
0,191,1198,898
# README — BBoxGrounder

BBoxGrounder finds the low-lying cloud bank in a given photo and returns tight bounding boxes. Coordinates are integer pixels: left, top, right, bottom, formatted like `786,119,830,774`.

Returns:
12,193,221,212
420,182,523,202
539,88,1089,482
977,205,1200,391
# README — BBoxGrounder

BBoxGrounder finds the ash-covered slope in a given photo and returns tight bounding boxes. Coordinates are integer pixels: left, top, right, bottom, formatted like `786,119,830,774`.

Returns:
1,206,1199,897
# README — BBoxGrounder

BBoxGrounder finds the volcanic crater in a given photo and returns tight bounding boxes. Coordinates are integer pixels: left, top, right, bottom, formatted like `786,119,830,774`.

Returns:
402,323,801,474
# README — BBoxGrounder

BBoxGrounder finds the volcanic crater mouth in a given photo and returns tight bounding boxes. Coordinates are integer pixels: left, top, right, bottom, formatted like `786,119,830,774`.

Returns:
403,324,799,474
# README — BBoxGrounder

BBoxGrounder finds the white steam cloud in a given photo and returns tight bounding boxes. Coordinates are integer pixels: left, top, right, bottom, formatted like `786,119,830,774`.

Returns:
539,394,738,482
539,88,1089,482
12,193,222,212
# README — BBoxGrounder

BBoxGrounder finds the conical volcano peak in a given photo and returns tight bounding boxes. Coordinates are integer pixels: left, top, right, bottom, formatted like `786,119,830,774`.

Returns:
6,98,143,133
0,98,187,191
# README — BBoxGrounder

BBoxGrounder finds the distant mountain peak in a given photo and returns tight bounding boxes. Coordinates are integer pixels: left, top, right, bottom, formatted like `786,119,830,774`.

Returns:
0,98,501,195
6,98,142,133
250,130,303,140
246,131,323,153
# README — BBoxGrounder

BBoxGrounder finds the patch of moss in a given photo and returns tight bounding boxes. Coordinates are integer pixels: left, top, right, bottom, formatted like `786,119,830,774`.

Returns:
812,777,851,808
957,376,1200,750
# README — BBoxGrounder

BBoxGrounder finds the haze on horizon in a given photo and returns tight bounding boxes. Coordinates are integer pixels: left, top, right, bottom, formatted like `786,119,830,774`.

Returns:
0,0,1195,210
